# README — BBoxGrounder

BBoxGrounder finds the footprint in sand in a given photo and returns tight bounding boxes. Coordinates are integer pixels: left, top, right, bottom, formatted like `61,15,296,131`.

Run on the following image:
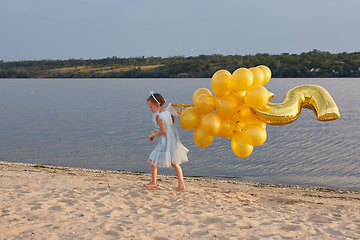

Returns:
104,230,119,237
128,191,140,198
1,209,10,217
281,224,302,231
243,207,256,213
59,198,77,205
308,213,334,224
94,201,105,207
202,217,223,224
153,214,164,220
121,220,133,225
169,220,183,226
98,192,109,197
190,230,210,237
27,201,42,210
30,204,42,210
48,205,63,211
97,210,113,216
109,224,124,232
191,210,203,215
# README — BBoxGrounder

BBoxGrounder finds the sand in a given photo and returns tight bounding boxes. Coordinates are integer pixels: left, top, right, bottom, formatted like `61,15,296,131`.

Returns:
0,161,359,240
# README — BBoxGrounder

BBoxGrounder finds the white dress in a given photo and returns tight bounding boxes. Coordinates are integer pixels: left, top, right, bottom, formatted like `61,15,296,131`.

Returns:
149,104,189,167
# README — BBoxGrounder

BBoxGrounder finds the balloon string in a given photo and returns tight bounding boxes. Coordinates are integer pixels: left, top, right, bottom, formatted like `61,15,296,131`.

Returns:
172,103,194,115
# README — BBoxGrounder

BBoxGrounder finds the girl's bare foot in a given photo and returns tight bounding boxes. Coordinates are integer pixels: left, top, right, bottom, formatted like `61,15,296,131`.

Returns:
143,183,158,188
175,185,186,191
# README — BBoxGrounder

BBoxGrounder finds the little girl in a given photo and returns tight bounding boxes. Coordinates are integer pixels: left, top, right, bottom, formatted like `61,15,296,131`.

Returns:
144,92,189,191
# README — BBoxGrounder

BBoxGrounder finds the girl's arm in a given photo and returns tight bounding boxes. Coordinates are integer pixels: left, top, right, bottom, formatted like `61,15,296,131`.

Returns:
171,115,175,124
148,115,167,141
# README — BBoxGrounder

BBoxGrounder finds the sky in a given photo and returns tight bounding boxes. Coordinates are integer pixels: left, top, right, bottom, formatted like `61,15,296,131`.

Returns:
1,0,360,62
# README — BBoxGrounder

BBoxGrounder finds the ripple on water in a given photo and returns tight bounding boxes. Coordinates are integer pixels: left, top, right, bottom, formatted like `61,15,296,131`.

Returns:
0,78,359,190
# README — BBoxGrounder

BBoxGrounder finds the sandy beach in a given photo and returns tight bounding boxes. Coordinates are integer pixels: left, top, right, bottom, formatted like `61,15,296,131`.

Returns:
0,161,359,239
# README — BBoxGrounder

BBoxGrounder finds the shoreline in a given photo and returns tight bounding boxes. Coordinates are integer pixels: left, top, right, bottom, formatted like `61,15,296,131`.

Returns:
1,160,360,239
3,160,359,193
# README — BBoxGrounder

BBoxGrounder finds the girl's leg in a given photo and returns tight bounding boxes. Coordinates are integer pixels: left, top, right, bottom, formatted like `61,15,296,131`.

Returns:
171,163,186,191
143,161,158,188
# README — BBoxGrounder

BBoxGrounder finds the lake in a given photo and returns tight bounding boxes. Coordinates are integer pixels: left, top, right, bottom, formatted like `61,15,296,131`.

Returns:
0,78,359,190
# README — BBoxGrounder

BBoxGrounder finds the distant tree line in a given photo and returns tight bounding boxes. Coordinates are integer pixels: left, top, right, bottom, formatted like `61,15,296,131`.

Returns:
1,49,360,78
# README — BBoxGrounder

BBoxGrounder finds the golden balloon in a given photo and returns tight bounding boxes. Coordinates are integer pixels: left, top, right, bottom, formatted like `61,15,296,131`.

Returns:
257,65,272,85
252,85,341,125
193,126,214,147
257,104,271,112
242,124,267,146
239,104,253,117
227,131,236,140
233,121,242,132
231,68,253,91
217,118,235,138
244,85,269,109
201,112,223,136
232,111,242,122
238,115,266,129
227,90,245,106
194,94,215,114
231,132,253,158
179,107,201,130
249,67,265,86
215,96,237,119
192,88,213,104
213,69,231,78
211,73,232,97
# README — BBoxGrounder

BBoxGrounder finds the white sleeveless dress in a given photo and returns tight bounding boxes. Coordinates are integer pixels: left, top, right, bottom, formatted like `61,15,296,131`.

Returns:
149,104,189,167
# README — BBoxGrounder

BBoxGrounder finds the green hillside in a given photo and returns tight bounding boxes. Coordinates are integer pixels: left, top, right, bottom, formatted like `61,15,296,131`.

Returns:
1,49,360,78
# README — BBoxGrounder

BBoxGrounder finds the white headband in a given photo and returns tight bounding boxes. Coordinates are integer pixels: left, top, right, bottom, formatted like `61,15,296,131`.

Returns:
149,91,160,104
149,91,166,105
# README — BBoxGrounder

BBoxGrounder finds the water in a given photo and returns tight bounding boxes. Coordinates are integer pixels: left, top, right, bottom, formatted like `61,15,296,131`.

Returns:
1,78,359,190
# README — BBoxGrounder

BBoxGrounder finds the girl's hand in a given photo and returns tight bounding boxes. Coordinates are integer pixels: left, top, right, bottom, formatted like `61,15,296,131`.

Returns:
148,134,155,141
149,116,166,142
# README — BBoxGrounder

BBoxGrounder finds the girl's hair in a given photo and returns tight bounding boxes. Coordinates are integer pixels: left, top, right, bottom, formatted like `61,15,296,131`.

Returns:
147,93,166,106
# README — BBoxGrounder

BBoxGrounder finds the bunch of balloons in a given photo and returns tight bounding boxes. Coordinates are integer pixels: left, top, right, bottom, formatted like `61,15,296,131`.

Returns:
179,65,272,158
